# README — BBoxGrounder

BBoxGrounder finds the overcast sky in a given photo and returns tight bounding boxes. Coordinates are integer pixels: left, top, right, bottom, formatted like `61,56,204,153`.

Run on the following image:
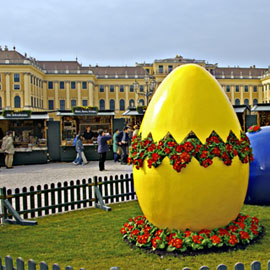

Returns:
1,0,270,68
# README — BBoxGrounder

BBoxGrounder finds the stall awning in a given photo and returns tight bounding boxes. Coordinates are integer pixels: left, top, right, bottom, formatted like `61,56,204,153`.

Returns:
251,104,270,112
233,105,250,114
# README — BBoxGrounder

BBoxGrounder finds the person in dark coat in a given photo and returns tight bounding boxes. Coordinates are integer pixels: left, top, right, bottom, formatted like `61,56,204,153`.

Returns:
97,129,112,171
116,126,131,165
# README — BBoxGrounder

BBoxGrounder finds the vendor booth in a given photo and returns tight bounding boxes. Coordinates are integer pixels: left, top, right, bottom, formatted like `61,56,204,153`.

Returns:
122,107,145,128
0,111,48,165
251,104,270,126
233,105,252,131
57,108,114,161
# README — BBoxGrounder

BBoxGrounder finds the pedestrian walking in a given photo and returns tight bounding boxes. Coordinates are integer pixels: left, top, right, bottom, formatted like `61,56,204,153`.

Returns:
73,134,84,166
116,126,131,165
97,129,112,171
73,134,88,165
132,125,139,137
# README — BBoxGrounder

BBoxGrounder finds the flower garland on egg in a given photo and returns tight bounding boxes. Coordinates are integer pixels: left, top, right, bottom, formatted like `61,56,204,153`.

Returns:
128,131,253,173
121,214,263,253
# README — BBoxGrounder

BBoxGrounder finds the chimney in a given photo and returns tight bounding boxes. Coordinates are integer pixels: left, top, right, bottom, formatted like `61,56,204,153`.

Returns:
4,45,8,51
25,53,27,58
13,46,16,51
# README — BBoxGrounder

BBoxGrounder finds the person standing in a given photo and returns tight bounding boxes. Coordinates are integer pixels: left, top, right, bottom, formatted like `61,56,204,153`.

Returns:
97,129,112,171
116,126,130,165
113,129,120,162
3,131,15,169
132,125,139,137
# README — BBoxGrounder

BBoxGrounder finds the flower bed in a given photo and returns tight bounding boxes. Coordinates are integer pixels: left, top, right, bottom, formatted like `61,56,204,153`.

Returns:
247,125,261,133
128,131,253,173
121,214,263,254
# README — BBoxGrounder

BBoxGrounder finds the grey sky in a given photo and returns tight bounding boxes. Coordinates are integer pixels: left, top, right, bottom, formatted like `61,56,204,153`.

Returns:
1,0,270,67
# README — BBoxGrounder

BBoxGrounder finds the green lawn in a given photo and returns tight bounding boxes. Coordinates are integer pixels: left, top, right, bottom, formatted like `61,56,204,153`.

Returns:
0,201,269,270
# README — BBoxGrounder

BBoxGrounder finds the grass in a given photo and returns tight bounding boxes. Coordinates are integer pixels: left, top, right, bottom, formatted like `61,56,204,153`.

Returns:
0,201,270,270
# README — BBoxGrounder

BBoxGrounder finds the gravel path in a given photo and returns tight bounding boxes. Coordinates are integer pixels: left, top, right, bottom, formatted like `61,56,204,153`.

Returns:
0,161,133,190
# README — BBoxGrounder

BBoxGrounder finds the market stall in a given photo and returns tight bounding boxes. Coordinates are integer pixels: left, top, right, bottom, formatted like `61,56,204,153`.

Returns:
57,107,114,161
122,107,145,129
233,105,251,131
0,111,48,165
251,103,270,126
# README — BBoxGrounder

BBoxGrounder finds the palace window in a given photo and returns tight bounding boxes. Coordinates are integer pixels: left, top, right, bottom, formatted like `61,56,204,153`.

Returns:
71,81,76,89
14,73,20,82
168,65,173,73
0,97,2,109
110,85,114,92
245,85,248,92
140,85,144,92
158,65,163,73
139,99,145,106
100,85,104,92
60,81,65,89
235,85,239,92
120,85,124,92
109,99,115,110
48,81,53,89
14,84,20,90
99,99,105,110
60,100,65,110
120,99,125,111
14,96,21,108
129,99,135,108
244,99,249,105
31,97,33,107
82,100,88,106
235,99,240,105
226,86,230,92
82,81,87,89
130,85,134,92
253,99,258,105
48,100,54,110
71,99,77,107
254,86,257,92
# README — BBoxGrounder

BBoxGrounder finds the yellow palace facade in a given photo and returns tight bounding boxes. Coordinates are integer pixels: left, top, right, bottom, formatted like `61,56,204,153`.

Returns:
1,46,270,118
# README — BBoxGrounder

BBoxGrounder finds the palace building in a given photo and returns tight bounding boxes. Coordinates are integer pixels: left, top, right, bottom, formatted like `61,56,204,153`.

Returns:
1,45,270,118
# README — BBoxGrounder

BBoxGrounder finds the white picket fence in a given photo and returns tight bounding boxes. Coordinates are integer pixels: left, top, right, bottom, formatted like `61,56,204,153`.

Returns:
1,256,270,270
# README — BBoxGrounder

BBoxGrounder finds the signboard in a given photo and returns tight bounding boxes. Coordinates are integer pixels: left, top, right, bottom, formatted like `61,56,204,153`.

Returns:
73,107,98,115
2,110,31,119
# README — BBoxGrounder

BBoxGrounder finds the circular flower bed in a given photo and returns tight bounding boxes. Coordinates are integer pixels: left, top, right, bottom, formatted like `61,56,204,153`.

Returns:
248,125,261,133
121,214,263,254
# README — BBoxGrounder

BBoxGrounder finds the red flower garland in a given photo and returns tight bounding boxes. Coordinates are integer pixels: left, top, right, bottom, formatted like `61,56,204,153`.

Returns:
128,131,253,173
121,214,263,252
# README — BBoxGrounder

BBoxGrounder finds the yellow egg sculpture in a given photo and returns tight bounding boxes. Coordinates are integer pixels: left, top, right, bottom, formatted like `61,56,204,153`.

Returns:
133,64,250,232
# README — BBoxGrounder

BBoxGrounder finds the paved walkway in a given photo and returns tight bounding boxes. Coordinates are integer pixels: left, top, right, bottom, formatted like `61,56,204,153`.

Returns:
0,161,133,190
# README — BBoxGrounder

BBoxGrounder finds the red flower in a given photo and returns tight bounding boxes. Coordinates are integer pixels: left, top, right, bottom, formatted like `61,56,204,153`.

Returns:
185,230,191,237
155,229,164,236
218,228,230,236
179,152,191,163
168,141,176,147
210,235,221,244
239,231,249,240
211,147,221,157
226,144,233,152
151,236,161,248
172,238,183,249
152,153,160,162
183,142,194,152
200,150,208,159
195,144,202,152
192,235,204,244
228,234,238,245
199,229,211,237
210,136,220,143
120,227,126,234
176,144,184,153
165,147,171,154
228,225,238,232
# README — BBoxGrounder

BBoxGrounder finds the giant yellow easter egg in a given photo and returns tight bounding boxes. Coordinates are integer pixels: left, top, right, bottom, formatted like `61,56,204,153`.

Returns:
133,64,250,232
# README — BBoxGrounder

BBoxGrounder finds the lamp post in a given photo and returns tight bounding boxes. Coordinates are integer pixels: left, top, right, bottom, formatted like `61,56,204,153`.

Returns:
134,74,156,106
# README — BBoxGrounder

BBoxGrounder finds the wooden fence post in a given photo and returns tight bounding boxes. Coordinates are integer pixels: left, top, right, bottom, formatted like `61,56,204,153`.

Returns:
235,262,244,270
251,261,261,270
17,257,25,270
40,261,48,270
0,188,7,222
5,255,13,270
